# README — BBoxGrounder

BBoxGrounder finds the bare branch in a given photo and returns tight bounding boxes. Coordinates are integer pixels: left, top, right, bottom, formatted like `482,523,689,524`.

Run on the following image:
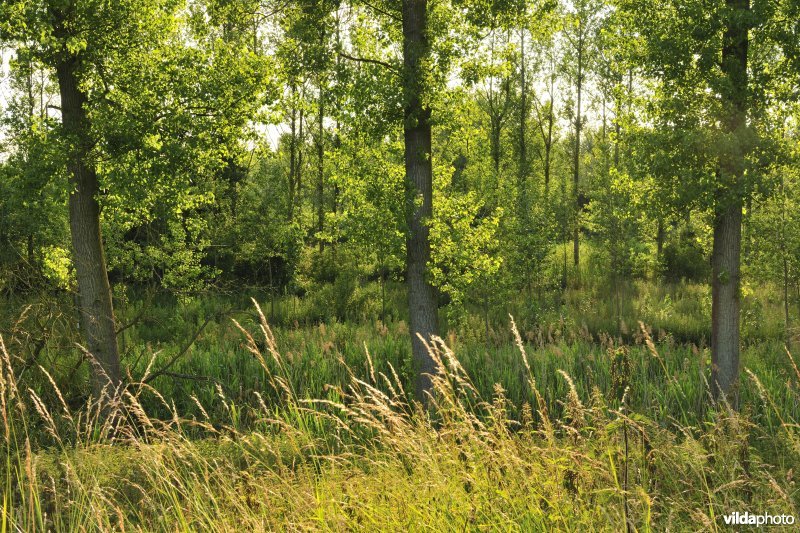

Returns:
337,50,400,75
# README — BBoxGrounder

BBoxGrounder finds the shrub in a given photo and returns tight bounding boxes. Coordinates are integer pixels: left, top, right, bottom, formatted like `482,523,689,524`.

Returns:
660,238,710,282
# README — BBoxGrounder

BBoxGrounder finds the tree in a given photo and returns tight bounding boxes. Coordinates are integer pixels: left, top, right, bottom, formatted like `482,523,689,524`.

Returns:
708,0,750,399
402,0,441,399
621,0,799,400
562,0,602,272
1,0,269,396
0,49,68,294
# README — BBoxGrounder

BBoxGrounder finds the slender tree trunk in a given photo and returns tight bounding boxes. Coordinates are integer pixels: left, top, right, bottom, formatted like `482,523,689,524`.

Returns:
781,176,790,345
56,54,121,398
317,81,325,252
544,117,552,197
561,176,568,290
403,0,439,401
519,26,527,197
484,292,490,345
487,29,500,177
784,255,791,346
573,29,583,270
544,59,556,198
518,23,531,292
711,0,749,401
796,282,800,331
614,76,622,168
269,259,275,321
288,93,297,222
297,105,304,228
381,267,387,324
491,118,502,175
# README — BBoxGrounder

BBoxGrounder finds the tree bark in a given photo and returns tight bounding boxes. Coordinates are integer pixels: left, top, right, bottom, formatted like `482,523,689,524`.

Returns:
711,0,749,401
55,53,121,398
711,200,742,399
402,0,439,401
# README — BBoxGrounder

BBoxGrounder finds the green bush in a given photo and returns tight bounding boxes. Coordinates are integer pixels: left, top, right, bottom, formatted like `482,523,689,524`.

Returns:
660,238,710,282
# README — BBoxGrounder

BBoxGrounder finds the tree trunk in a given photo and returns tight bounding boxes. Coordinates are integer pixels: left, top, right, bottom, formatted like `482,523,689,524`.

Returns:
519,26,527,198
402,0,439,401
490,117,502,175
288,92,297,222
56,54,121,398
711,200,743,400
544,58,556,198
614,77,621,168
317,80,325,252
711,0,749,401
779,172,790,346
381,267,387,324
573,28,583,270
296,104,305,230
796,282,800,333
784,254,791,346
543,121,551,197
298,105,304,202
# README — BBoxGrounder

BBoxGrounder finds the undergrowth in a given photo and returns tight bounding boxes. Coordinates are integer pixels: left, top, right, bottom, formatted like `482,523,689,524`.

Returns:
1,302,799,531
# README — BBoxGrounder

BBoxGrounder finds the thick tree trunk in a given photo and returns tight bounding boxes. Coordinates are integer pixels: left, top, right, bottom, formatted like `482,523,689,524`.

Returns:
711,0,749,401
402,0,439,401
711,200,742,399
56,55,121,398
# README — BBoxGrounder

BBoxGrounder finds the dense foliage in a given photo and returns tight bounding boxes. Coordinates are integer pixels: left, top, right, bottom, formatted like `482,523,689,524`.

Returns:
1,0,799,529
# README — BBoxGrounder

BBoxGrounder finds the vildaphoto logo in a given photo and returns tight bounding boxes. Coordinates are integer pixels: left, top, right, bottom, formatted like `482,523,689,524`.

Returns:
722,511,795,527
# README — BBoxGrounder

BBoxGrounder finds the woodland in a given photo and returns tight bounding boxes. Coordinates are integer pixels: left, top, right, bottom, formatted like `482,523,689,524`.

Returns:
1,0,800,530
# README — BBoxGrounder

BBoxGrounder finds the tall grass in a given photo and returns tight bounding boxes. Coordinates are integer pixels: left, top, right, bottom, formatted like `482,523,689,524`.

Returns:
2,302,799,531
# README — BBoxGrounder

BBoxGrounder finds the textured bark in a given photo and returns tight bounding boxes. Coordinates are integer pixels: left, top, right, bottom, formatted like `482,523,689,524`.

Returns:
56,53,121,398
711,0,749,401
403,0,439,401
711,200,743,399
